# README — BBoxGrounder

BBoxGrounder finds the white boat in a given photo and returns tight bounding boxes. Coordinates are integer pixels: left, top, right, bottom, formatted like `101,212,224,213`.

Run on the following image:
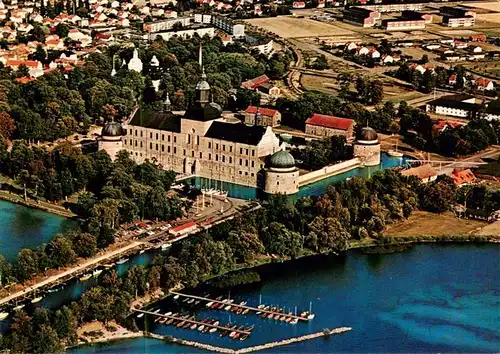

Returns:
139,249,145,255
165,312,172,316
224,305,232,311
79,273,92,282
161,243,172,251
387,149,404,158
47,285,64,293
153,309,161,313
137,313,144,318
171,183,184,190
116,258,129,265
213,321,219,326
13,304,25,311
307,313,315,320
173,295,180,300
209,328,217,333
93,269,103,277
206,301,214,308
31,296,43,304
290,318,298,325
198,325,205,331
229,331,236,338
0,312,8,320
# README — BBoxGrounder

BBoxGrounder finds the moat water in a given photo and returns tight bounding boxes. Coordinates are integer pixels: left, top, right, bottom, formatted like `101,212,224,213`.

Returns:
71,244,500,353
187,153,407,200
0,200,75,261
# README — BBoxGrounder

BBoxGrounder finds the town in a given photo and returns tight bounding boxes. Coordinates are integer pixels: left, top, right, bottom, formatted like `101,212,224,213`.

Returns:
0,0,499,352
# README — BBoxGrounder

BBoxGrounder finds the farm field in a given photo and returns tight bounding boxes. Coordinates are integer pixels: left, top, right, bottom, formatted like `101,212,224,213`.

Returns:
300,74,339,94
245,17,354,38
463,1,500,12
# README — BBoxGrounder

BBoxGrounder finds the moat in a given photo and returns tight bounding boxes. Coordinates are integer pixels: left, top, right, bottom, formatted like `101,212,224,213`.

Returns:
72,244,500,353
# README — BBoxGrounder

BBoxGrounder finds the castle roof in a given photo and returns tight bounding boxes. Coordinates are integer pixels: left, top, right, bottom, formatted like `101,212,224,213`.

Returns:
205,121,266,145
129,108,181,132
102,121,125,137
269,150,295,169
305,114,354,131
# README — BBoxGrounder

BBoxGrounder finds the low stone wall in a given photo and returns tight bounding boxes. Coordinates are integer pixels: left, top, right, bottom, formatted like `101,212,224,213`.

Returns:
298,158,361,187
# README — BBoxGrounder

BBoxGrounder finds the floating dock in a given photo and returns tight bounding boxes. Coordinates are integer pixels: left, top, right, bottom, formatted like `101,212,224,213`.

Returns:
134,309,252,335
170,291,311,322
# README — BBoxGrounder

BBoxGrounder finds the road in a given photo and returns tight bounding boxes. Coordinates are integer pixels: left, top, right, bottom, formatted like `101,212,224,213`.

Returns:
0,239,145,307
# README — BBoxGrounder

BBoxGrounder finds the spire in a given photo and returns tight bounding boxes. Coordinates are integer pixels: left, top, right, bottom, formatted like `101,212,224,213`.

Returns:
111,54,116,77
164,92,171,112
198,42,202,67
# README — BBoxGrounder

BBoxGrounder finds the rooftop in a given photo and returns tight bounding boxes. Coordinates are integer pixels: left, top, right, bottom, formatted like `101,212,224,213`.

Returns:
305,114,354,131
129,108,181,132
205,121,267,145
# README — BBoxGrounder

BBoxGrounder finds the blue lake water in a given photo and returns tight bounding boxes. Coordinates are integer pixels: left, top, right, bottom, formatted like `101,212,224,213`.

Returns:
186,153,407,200
72,244,500,353
0,200,76,261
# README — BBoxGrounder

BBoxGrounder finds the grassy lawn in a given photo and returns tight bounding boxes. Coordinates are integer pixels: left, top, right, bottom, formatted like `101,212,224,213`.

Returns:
385,211,486,237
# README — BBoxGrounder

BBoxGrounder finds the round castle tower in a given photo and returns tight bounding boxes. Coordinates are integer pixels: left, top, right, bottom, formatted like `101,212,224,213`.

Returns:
264,150,299,195
98,121,125,161
353,126,381,166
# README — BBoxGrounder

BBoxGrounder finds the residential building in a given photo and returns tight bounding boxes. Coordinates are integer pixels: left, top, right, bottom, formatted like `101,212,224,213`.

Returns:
343,7,380,27
426,94,478,118
383,18,426,31
450,168,476,186
143,17,191,32
244,106,281,127
358,3,423,13
304,113,354,139
211,16,245,39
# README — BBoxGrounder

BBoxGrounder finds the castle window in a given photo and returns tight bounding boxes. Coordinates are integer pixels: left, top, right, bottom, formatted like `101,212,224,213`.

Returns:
135,141,137,147
252,150,255,157
240,148,243,154
209,153,212,160
156,144,158,151
156,133,158,140
229,157,232,163
223,145,226,151
199,152,203,158
216,154,219,161
245,160,249,167
222,155,225,163
239,159,242,166
251,173,254,177
277,181,280,186
150,143,152,149
208,142,212,149
174,136,177,143
246,149,249,155
129,129,132,135
168,146,171,153
260,164,263,169
150,132,153,139
140,131,143,137
162,145,165,152
216,143,219,150
251,161,254,168
135,130,137,136
192,151,194,157
245,172,248,176
168,135,171,142
229,146,233,153
183,149,186,156
124,140,126,145
140,142,143,148
187,135,191,144
174,147,177,154
196,136,200,145
162,134,165,141
239,171,242,175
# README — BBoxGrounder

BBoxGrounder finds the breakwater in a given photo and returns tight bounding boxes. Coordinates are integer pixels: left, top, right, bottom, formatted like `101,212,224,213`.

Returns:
148,327,352,353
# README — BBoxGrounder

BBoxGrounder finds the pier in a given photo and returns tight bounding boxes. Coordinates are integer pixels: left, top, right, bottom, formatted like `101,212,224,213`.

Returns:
134,309,251,335
169,291,311,322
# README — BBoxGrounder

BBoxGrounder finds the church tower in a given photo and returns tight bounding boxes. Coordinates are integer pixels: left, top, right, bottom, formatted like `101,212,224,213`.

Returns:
195,44,211,106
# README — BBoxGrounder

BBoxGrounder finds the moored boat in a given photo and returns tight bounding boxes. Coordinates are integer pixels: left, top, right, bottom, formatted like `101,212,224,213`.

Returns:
190,323,198,330
161,243,172,251
387,149,404,158
240,334,248,341
198,325,205,332
290,318,298,325
206,301,214,307
31,296,43,304
209,327,217,333
136,313,144,318
173,295,180,300
92,268,103,277
47,285,64,293
0,312,8,320
79,273,92,282
242,309,249,315
116,258,129,265
13,304,25,311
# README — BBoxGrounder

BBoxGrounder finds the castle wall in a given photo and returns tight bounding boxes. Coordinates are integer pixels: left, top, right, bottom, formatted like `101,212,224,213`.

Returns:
98,137,122,161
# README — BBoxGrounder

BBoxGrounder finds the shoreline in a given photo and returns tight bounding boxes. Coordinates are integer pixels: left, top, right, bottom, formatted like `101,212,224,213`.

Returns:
0,191,77,218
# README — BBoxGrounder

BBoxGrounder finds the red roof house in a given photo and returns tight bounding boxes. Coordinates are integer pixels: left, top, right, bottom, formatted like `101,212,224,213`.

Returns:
451,168,476,186
241,74,270,90
305,114,355,139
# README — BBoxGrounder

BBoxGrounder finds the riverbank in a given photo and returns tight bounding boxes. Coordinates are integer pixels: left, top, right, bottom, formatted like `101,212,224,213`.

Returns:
0,190,76,218
76,321,143,347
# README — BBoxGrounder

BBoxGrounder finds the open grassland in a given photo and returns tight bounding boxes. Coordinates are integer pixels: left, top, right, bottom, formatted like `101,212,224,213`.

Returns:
385,211,486,237
245,17,354,38
463,1,500,12
301,74,338,94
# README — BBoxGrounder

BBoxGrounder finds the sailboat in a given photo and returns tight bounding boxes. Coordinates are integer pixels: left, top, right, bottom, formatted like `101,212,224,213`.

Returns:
387,139,403,158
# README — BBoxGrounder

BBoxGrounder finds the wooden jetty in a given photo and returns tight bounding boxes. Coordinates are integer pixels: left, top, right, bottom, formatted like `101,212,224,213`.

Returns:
134,309,251,335
169,291,311,322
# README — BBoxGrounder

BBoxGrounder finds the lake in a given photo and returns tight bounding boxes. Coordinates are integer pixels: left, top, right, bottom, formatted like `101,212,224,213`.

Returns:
72,244,500,353
0,200,76,261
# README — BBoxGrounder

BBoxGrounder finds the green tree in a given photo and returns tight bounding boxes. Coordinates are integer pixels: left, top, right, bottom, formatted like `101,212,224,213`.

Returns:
307,216,350,252
55,23,69,38
71,232,97,258
46,236,77,268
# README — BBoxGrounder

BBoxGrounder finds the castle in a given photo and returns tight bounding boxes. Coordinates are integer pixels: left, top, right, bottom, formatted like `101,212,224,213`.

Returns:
98,48,381,196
